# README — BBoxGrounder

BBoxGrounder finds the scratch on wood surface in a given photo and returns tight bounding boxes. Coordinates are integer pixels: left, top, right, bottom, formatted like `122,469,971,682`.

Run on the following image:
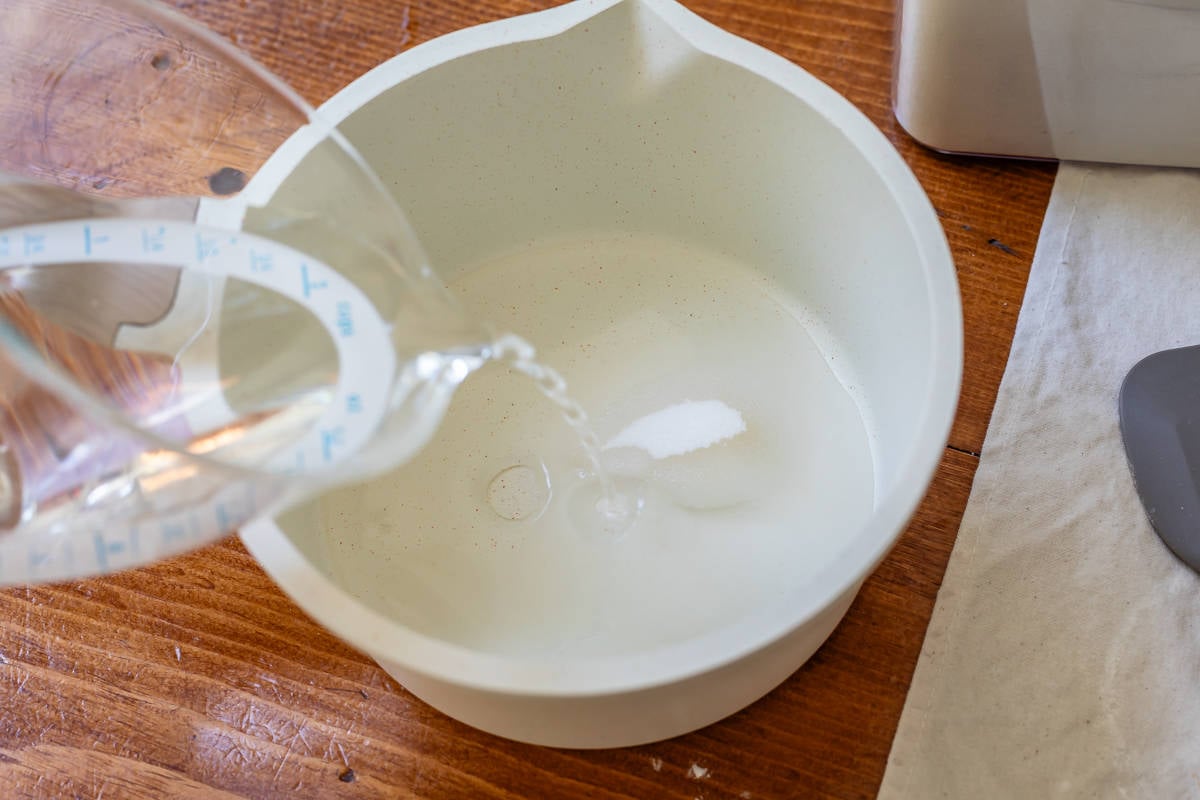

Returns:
270,743,291,785
217,736,255,770
278,718,313,769
398,5,412,48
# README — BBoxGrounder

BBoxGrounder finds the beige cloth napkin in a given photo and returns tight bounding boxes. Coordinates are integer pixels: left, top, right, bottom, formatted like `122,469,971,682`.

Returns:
879,163,1200,799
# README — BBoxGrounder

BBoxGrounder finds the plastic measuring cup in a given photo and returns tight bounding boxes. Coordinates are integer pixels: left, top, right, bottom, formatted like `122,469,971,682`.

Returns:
0,0,490,584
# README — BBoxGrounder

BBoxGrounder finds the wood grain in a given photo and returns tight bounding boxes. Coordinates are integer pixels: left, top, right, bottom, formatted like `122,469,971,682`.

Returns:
0,0,306,199
0,1,1055,798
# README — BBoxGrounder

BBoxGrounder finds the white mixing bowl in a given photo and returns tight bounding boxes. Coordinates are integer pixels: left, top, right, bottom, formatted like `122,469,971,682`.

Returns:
229,0,961,747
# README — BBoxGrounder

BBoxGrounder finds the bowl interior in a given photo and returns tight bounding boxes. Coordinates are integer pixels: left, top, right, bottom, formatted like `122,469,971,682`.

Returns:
262,0,953,668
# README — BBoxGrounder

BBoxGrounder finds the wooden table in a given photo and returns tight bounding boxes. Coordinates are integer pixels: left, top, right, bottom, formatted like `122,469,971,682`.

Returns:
0,1,1057,797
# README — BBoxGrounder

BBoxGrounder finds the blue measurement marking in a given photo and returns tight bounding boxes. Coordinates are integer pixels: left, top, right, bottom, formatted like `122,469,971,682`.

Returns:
335,302,355,337
346,394,363,414
82,226,110,255
249,249,273,273
216,487,257,525
93,533,127,572
195,233,219,263
186,510,203,540
215,503,232,533
300,263,328,298
27,548,51,571
22,233,44,257
141,226,166,254
321,427,346,463
161,521,187,542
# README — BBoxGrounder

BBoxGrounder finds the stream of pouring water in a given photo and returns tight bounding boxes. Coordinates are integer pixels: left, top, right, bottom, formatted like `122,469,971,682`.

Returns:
489,333,641,534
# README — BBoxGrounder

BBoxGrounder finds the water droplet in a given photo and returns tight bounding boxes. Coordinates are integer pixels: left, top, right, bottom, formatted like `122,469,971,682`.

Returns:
486,464,551,522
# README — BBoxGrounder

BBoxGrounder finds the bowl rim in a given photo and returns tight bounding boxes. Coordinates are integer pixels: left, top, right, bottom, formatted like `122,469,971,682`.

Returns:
233,0,963,697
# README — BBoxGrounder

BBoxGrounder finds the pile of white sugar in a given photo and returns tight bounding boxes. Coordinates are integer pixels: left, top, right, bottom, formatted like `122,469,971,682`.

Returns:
605,399,746,459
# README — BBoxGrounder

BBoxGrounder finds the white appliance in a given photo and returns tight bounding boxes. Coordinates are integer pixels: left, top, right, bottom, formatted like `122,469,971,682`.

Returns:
894,0,1200,167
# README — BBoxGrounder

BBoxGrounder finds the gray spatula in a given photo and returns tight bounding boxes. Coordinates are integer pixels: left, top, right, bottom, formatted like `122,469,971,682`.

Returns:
1119,345,1200,572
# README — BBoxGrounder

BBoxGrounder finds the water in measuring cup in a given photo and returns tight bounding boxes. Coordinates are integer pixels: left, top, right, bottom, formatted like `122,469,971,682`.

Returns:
311,232,877,659
0,209,466,548
0,282,187,528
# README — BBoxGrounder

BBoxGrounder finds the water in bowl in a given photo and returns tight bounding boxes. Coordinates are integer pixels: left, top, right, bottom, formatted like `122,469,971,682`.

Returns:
308,232,876,659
